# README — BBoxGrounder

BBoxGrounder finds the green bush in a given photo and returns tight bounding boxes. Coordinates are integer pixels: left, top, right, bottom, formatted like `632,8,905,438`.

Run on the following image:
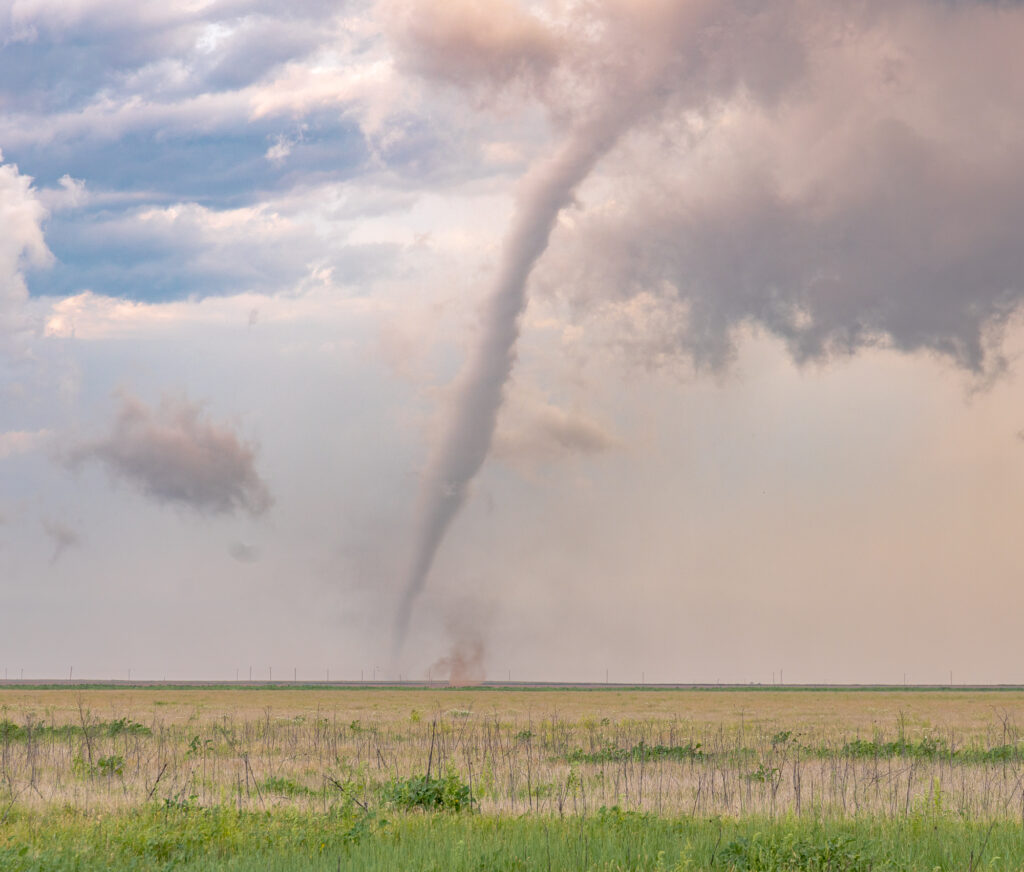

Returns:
841,737,945,760
567,741,703,764
382,768,474,812
720,832,872,871
97,755,125,777
104,718,151,737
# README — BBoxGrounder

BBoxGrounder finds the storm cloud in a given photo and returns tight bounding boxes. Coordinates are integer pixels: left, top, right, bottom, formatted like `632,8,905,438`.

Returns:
388,0,1024,377
68,393,271,516
525,1,1024,375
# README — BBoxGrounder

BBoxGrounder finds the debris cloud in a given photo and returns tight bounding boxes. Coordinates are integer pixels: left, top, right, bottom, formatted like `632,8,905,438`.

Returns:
430,632,486,687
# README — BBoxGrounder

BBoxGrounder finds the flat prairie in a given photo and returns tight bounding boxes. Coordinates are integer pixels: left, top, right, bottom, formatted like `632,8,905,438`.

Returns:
4,686,1024,818
5,685,1024,729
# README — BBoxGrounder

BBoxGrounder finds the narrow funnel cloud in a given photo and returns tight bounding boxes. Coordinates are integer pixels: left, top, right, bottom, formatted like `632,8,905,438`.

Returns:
393,115,639,651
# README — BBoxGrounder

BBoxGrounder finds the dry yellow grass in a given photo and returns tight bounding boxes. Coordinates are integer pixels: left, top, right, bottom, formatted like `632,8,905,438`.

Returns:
5,686,1024,734
3,686,1024,820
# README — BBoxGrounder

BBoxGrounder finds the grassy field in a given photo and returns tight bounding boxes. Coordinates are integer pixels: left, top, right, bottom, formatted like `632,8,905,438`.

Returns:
3,686,1024,869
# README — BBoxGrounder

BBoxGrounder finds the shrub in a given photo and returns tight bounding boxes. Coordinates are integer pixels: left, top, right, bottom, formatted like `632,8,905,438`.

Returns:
97,755,125,777
105,718,151,737
71,753,125,778
383,768,475,812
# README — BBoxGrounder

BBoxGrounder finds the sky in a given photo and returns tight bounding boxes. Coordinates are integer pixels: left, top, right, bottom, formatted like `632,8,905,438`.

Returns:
3,0,1024,684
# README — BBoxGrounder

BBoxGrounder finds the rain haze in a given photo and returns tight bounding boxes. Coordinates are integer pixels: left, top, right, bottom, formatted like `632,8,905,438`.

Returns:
3,0,1024,685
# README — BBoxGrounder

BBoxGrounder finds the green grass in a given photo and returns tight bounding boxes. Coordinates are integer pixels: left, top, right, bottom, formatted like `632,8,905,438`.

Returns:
2,804,1023,871
837,736,1024,764
567,741,705,764
260,776,316,798
0,717,151,740
6,689,1024,868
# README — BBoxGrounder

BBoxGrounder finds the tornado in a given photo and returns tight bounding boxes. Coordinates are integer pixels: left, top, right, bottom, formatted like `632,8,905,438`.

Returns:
392,117,628,653
389,0,723,654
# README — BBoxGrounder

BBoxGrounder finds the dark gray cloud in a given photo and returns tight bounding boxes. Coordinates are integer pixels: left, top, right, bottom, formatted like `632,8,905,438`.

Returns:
537,1,1024,376
551,124,1024,375
383,0,1024,378
68,393,271,516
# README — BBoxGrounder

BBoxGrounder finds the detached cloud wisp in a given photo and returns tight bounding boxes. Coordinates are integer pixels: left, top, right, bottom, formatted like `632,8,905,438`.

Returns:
493,397,618,465
68,393,271,516
42,518,80,565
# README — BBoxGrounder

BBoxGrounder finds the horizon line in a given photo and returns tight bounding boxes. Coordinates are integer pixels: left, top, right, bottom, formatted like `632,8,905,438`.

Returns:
1,680,1022,692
